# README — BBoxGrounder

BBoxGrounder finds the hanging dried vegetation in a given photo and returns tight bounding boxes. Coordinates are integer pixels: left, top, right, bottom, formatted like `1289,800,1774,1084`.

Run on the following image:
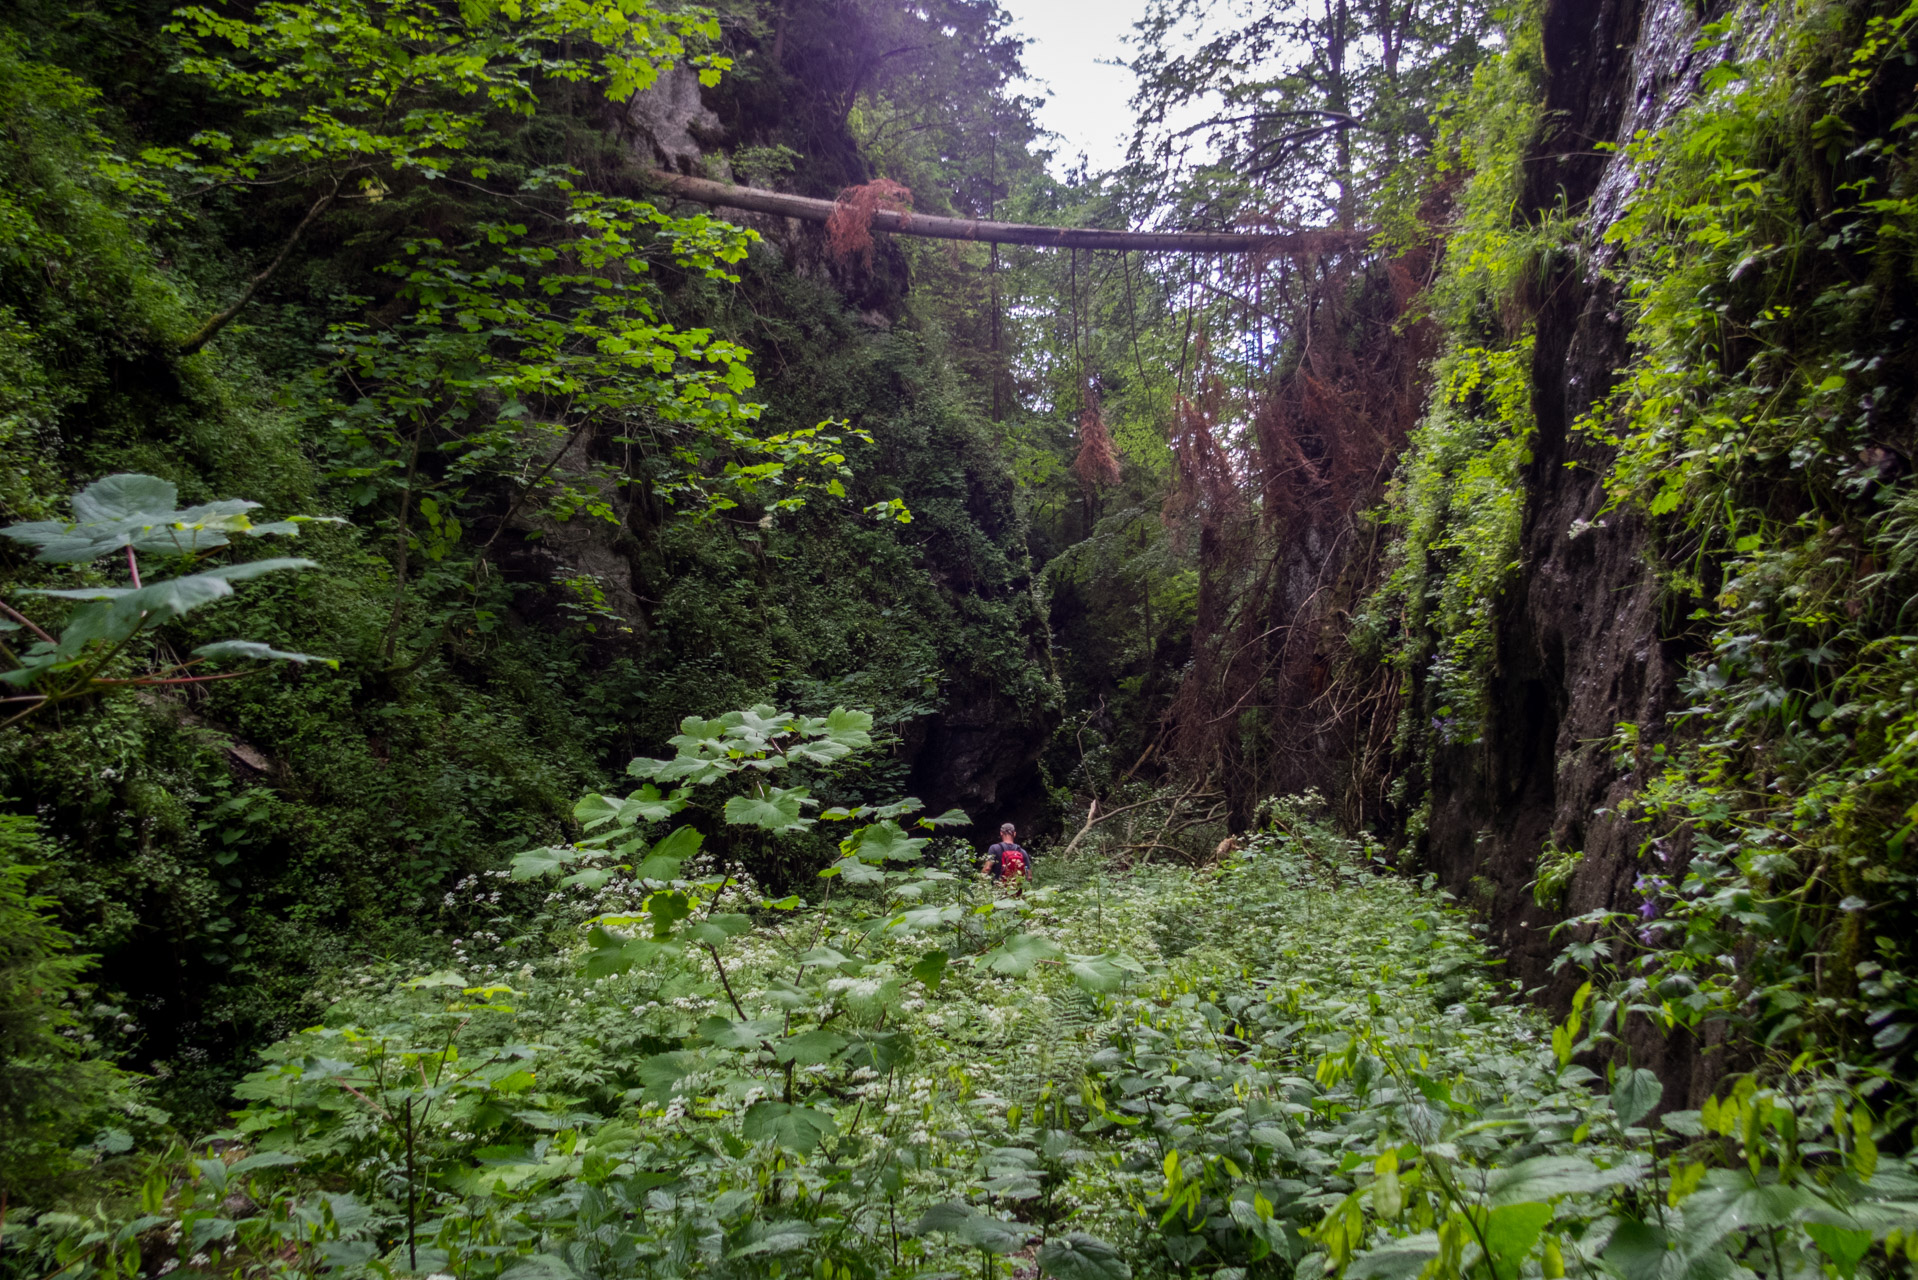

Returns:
825,179,914,269
1162,249,1438,828
1072,384,1123,488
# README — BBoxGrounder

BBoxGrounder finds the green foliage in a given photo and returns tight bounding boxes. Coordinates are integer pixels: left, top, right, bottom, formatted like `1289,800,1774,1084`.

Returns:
0,0,1060,1130
1349,0,1918,1151
15,793,1917,1278
154,0,730,349
163,0,728,177
1542,0,1918,1097
1354,8,1549,776
0,814,137,1202
0,474,339,723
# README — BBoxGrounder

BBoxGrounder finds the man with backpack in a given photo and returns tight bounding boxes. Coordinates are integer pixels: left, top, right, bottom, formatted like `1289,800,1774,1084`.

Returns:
982,823,1030,887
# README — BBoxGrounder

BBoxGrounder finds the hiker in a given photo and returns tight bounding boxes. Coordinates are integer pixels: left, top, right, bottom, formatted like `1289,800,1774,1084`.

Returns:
982,822,1031,886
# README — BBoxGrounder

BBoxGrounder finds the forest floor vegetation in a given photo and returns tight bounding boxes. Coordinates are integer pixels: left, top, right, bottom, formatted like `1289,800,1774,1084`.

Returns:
6,767,1915,1279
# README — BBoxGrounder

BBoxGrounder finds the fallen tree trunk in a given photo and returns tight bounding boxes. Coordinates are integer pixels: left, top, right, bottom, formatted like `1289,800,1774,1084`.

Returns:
648,171,1370,255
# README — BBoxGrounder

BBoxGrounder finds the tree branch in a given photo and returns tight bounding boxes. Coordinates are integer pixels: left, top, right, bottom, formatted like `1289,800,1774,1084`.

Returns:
651,172,1371,254
178,175,344,356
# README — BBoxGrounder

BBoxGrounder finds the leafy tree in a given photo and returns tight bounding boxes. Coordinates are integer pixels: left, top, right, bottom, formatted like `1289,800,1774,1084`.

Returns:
320,195,885,661
154,0,733,352
1128,0,1494,226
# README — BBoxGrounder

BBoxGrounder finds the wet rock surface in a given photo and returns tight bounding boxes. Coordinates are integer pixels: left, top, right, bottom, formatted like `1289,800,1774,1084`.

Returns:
1420,0,1742,1104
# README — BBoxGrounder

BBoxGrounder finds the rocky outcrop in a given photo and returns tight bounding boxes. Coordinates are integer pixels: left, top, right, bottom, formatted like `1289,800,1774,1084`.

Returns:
628,67,725,175
1418,0,1741,1103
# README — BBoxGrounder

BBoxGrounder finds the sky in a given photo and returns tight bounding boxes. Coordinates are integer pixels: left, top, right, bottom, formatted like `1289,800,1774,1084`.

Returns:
995,0,1154,176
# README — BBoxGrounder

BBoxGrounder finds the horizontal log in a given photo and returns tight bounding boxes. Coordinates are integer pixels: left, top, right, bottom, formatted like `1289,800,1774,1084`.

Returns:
648,171,1370,256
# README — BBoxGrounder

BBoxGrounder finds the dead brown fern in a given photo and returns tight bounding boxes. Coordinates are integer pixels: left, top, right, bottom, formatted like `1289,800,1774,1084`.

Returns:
825,179,913,269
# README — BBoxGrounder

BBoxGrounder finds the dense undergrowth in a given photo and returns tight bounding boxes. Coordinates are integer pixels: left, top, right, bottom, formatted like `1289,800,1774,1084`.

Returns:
9,759,1918,1280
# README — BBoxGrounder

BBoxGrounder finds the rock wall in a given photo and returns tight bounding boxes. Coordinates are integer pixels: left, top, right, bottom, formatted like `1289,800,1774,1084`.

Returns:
1418,0,1740,1103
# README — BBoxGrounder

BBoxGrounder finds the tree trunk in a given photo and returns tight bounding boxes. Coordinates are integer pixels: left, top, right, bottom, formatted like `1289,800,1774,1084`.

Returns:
649,171,1369,255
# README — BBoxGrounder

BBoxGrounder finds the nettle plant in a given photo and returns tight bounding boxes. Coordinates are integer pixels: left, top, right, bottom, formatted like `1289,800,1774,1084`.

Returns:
518,705,1143,1103
197,704,1144,1280
0,473,338,725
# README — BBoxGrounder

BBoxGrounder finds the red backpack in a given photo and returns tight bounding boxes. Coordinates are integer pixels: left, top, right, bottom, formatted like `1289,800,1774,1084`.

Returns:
998,844,1027,880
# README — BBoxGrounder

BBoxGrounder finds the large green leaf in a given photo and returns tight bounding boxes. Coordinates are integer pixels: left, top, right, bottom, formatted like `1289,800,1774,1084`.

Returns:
226,1150,301,1177
23,560,316,650
668,715,729,748
583,932,672,981
582,926,635,979
635,1051,707,1099
741,1101,836,1153
497,1256,576,1280
73,474,182,523
979,933,1065,976
887,904,965,934
1602,1218,1671,1280
3,474,268,562
1483,1202,1553,1279
724,786,814,833
698,1017,781,1050
644,754,739,784
840,1028,913,1071
850,820,928,862
1068,951,1145,993
911,1203,1025,1253
773,1028,846,1066
820,705,873,748
685,912,754,945
625,755,671,779
784,736,853,766
633,824,703,880
823,854,887,885
911,949,949,989
199,558,318,585
728,1220,816,1258
1612,1067,1663,1127
510,847,574,880
617,784,689,827
192,640,334,665
798,945,860,972
1036,1233,1130,1280
1347,1233,1441,1280
572,794,622,830
1805,1222,1873,1279
918,807,971,829
1487,1155,1642,1206
643,889,694,937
